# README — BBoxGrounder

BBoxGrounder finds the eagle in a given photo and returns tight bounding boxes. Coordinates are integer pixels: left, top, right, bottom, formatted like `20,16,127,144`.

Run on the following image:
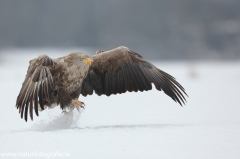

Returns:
16,46,188,122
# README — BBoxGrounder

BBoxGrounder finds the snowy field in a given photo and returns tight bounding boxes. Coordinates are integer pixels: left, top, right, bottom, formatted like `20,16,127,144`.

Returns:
0,49,240,159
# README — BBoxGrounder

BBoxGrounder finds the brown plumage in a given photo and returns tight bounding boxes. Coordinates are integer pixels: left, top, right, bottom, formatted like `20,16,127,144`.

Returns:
16,46,188,122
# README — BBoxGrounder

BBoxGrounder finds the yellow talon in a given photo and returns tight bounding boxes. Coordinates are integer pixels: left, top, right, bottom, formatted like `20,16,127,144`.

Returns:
72,100,85,110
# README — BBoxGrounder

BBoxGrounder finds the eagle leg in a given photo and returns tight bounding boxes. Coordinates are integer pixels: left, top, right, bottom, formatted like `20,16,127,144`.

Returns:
58,87,85,113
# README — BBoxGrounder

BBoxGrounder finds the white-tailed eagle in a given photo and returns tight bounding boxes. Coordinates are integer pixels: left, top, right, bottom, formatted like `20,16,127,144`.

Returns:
16,46,188,121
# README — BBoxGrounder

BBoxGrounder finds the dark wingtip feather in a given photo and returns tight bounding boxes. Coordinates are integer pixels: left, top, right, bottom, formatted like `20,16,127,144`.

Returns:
29,96,33,121
34,84,39,116
24,100,29,122
38,82,44,110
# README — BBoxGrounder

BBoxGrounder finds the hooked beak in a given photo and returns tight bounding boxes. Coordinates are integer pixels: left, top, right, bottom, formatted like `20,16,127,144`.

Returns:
83,58,92,66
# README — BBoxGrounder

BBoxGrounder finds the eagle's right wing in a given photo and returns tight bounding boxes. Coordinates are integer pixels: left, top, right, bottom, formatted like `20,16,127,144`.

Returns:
81,46,187,105
16,55,54,121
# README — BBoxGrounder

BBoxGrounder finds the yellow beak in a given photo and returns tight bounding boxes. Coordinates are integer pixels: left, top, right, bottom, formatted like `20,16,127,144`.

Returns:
83,58,92,66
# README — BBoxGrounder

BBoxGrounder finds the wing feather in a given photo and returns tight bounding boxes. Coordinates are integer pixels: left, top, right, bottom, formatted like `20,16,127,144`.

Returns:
122,65,131,92
129,64,142,91
34,82,39,117
136,64,151,90
125,64,136,92
29,91,34,120
38,81,44,110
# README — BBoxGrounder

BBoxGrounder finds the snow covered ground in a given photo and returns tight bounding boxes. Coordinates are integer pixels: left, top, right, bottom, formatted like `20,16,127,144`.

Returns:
0,49,240,159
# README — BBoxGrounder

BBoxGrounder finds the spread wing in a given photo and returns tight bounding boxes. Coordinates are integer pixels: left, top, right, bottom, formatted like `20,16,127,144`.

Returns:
81,46,188,105
16,55,54,121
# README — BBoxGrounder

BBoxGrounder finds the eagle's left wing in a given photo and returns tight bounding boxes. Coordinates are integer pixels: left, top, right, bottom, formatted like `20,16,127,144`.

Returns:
81,46,187,105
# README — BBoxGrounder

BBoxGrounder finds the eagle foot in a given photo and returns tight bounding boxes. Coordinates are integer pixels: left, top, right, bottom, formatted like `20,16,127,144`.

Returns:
72,99,85,111
62,100,85,114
